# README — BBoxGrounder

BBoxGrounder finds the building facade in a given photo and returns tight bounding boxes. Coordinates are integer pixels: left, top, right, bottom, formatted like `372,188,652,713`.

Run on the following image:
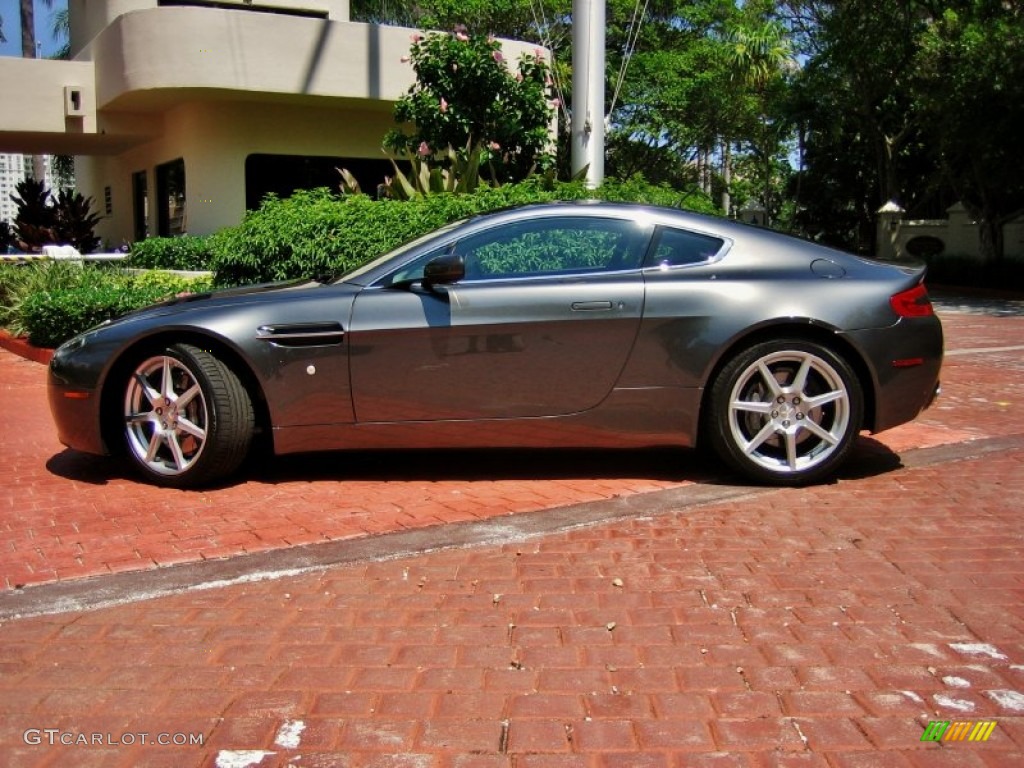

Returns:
0,1,542,247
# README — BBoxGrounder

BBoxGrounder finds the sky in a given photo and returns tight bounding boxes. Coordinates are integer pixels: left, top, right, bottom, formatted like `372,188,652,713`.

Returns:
0,0,68,59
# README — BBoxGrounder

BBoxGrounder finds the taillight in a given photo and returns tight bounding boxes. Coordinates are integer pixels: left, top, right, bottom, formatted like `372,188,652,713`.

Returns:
890,283,934,318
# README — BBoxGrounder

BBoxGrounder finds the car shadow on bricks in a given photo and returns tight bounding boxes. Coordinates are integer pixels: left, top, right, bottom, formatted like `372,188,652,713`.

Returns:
42,440,904,488
44,449,133,486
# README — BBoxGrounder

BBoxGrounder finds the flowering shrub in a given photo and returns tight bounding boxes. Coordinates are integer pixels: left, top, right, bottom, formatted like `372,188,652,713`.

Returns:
386,28,555,183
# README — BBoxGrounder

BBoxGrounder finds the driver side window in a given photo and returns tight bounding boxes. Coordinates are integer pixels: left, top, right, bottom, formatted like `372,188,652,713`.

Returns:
455,217,647,280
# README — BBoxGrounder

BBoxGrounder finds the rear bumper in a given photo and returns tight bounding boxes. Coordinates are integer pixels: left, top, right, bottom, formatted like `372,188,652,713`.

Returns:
841,315,943,433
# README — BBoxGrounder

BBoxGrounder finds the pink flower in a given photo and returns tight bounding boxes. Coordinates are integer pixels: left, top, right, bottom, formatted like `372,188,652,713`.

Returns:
440,97,448,113
488,141,501,151
550,98,561,107
534,47,545,59
515,72,523,82
410,33,422,43
455,32,469,42
492,50,504,63
417,141,431,157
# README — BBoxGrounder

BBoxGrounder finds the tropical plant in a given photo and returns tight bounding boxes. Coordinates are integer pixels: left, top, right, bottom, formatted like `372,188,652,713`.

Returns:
9,179,53,253
341,141,492,200
50,189,103,255
9,179,104,254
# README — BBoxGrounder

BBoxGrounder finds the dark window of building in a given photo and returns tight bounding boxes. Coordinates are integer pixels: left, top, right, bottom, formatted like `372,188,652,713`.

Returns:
156,158,186,237
132,171,149,242
245,154,394,210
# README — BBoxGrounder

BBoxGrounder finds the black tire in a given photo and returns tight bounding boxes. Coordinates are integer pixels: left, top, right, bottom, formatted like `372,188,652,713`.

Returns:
121,343,254,488
707,339,863,486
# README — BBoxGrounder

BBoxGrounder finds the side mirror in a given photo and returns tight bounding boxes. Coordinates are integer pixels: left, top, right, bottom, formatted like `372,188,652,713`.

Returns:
422,253,465,288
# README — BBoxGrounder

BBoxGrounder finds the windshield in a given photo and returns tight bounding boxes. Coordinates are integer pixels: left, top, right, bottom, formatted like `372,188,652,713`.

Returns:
332,219,468,285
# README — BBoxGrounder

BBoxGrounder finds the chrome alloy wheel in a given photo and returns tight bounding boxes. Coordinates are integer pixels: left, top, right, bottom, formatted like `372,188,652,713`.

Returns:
726,350,852,475
123,355,209,477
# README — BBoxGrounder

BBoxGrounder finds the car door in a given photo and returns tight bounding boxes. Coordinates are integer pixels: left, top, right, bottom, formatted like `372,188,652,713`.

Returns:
348,215,652,422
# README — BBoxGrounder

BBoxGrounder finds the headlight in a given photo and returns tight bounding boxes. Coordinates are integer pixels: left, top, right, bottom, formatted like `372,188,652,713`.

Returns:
55,335,87,355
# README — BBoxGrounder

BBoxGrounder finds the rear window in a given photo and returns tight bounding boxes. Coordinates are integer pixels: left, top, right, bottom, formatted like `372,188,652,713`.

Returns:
646,227,725,268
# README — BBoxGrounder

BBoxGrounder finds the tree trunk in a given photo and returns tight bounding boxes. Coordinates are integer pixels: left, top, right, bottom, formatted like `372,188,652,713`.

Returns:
977,215,1003,264
721,139,732,216
20,0,34,59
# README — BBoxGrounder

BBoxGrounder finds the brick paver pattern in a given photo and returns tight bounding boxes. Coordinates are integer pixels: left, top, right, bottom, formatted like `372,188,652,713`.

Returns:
0,310,1022,766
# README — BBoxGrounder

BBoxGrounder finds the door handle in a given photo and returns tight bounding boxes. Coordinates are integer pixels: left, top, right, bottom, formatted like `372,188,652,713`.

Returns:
571,301,614,311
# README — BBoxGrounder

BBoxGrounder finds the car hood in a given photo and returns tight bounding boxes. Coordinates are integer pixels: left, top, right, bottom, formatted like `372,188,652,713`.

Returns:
116,278,343,321
63,279,360,345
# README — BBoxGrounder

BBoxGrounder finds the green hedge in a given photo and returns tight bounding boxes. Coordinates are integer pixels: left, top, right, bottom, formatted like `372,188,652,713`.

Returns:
128,235,214,271
208,178,719,286
12,268,211,348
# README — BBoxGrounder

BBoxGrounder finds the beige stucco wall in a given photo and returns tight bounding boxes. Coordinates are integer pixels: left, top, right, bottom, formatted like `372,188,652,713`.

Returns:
878,202,1024,261
70,0,352,58
87,8,440,111
0,59,97,153
80,99,397,244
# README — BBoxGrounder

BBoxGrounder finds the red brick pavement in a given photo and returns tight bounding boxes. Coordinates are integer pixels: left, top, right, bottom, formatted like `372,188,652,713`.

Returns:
1,312,1011,592
0,309,1022,766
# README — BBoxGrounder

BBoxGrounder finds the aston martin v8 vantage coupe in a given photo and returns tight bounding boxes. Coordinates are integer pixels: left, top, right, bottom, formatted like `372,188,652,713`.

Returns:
48,202,943,488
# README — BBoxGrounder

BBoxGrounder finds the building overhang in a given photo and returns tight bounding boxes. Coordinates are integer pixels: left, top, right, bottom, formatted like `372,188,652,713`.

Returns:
0,5,542,158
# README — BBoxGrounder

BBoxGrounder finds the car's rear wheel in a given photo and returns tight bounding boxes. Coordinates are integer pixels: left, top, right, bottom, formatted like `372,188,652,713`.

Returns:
708,339,863,485
122,344,254,488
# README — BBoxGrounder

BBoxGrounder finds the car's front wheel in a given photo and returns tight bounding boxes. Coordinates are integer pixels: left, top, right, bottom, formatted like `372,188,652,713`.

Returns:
708,339,863,485
122,344,254,488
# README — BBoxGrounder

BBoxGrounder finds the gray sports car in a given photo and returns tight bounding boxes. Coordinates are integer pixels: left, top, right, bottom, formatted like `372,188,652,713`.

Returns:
48,201,942,488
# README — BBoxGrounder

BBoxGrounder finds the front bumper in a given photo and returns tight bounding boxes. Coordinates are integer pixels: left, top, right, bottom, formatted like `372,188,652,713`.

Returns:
48,360,108,456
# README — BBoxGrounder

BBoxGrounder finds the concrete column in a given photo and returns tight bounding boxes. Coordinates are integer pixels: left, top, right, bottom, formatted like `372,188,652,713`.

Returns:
571,0,605,189
876,200,905,259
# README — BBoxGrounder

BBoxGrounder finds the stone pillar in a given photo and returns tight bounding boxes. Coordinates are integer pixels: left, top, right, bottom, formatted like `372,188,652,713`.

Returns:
944,202,979,259
876,200,904,259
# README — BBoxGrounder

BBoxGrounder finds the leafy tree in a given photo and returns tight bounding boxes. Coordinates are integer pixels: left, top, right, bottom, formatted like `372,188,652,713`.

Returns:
722,13,797,224
386,29,556,182
913,1,1024,261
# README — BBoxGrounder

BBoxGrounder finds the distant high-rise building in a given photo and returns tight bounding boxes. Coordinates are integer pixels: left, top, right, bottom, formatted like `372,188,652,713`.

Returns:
0,154,56,225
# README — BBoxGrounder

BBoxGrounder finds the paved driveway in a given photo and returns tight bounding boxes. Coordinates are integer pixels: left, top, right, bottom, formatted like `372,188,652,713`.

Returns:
0,301,1022,767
